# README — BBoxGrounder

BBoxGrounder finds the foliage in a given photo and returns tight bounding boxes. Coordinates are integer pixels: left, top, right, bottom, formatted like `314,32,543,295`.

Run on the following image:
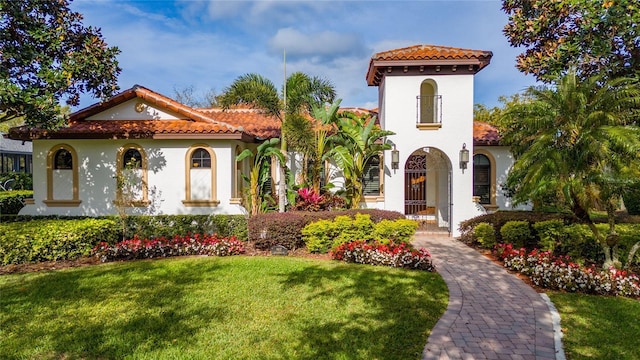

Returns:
0,0,120,128
219,72,336,212
248,209,405,250
372,219,419,245
458,211,573,245
328,111,394,208
474,222,496,249
0,172,32,190
622,181,640,215
500,220,531,248
496,243,640,298
0,256,447,359
236,138,285,215
331,240,434,271
502,0,640,82
172,85,218,107
0,218,120,265
0,190,32,214
291,187,346,212
302,215,418,254
308,100,341,192
499,70,640,266
92,234,245,262
121,214,248,241
532,219,565,253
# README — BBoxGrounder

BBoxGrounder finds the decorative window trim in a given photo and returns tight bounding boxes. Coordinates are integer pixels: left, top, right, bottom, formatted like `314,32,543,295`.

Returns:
232,145,244,201
473,150,498,210
416,123,442,130
183,144,218,207
46,144,81,207
116,144,149,208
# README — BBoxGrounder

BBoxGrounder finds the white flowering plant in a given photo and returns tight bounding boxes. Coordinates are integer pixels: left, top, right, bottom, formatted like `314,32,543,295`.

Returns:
330,240,435,271
93,233,246,262
495,243,640,297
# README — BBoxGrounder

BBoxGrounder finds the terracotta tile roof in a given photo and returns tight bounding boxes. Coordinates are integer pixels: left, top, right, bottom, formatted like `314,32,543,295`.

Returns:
366,44,493,85
9,85,252,141
473,121,501,146
9,120,245,140
198,108,281,139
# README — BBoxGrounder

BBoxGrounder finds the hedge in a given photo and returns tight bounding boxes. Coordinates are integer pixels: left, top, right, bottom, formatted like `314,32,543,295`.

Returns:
121,215,248,241
248,209,405,250
0,190,33,215
0,218,120,265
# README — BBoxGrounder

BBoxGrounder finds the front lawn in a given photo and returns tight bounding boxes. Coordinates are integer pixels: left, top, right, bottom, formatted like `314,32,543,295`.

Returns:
550,292,640,360
0,256,448,360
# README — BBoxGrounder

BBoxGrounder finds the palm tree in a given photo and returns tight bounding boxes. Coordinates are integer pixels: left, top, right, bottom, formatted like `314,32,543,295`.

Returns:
329,111,394,209
219,72,336,212
309,100,341,193
236,138,285,215
500,70,640,267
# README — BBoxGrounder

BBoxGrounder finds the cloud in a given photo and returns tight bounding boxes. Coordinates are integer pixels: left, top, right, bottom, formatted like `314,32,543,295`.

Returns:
268,28,369,62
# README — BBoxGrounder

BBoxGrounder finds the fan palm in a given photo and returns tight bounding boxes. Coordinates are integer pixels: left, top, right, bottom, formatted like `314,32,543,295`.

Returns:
219,72,336,211
501,70,640,266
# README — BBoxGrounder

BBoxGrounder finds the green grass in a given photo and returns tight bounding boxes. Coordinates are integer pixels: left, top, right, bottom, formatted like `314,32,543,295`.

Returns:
0,256,448,360
550,292,640,359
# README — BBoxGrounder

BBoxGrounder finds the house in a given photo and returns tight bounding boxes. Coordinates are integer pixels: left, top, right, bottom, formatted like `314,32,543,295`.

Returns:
9,44,521,236
0,136,33,174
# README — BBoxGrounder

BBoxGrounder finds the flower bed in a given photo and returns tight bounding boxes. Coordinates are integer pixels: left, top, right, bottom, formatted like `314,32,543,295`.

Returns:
331,240,434,271
495,243,640,297
93,234,245,262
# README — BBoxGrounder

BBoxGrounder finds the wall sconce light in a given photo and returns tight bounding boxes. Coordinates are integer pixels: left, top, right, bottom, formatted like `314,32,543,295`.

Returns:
391,146,400,170
459,143,469,172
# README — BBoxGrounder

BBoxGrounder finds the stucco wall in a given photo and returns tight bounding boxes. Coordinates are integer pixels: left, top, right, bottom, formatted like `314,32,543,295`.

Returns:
475,145,531,211
379,73,484,236
20,139,250,216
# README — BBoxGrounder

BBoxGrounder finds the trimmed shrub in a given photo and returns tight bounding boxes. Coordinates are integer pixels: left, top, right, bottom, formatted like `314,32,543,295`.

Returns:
532,219,565,253
332,214,375,248
0,190,33,215
121,215,248,241
0,172,33,190
301,218,336,253
248,209,405,250
500,220,531,248
0,218,120,265
474,222,496,249
373,219,418,245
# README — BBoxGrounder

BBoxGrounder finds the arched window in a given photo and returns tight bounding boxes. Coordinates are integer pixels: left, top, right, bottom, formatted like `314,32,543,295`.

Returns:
54,149,73,170
183,145,219,207
191,148,211,168
45,144,80,206
473,154,491,205
116,144,148,207
419,80,438,124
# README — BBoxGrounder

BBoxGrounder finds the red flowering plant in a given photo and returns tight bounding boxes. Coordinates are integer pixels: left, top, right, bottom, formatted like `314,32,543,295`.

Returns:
291,187,346,211
92,233,245,262
495,243,640,297
331,240,434,271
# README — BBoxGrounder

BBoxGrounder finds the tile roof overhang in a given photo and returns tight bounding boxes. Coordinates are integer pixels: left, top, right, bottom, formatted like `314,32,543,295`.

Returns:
366,44,493,86
473,121,501,146
8,85,255,142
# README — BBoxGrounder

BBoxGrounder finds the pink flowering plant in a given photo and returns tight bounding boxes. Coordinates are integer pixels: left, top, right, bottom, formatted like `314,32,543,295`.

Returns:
331,240,435,271
92,233,245,262
495,243,640,297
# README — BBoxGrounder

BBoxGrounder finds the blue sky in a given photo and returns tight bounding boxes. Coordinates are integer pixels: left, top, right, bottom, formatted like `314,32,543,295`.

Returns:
71,0,539,109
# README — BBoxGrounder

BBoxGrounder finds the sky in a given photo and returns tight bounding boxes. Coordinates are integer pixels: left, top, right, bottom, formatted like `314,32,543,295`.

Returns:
70,0,539,110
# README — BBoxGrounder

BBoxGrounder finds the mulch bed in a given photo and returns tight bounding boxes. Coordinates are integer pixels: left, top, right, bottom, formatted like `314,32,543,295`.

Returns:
0,242,331,276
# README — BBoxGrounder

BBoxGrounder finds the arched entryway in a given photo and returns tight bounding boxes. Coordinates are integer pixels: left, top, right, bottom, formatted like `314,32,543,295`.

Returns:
404,147,452,232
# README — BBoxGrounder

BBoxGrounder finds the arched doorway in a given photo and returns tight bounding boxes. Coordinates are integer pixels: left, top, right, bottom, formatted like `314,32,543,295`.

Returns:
404,147,452,232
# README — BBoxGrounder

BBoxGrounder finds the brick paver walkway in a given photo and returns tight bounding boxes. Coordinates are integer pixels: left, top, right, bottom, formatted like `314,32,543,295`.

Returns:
413,233,561,360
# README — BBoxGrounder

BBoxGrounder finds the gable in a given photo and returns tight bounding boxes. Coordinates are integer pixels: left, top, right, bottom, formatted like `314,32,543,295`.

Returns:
86,99,188,121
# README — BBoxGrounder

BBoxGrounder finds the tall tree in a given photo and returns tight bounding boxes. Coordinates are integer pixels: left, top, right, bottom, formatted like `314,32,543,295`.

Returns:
502,0,640,81
172,85,218,108
329,112,394,209
500,70,640,267
219,72,336,212
0,0,121,128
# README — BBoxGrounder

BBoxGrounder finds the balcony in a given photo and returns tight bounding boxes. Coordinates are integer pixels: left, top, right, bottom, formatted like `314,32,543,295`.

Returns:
416,95,442,130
